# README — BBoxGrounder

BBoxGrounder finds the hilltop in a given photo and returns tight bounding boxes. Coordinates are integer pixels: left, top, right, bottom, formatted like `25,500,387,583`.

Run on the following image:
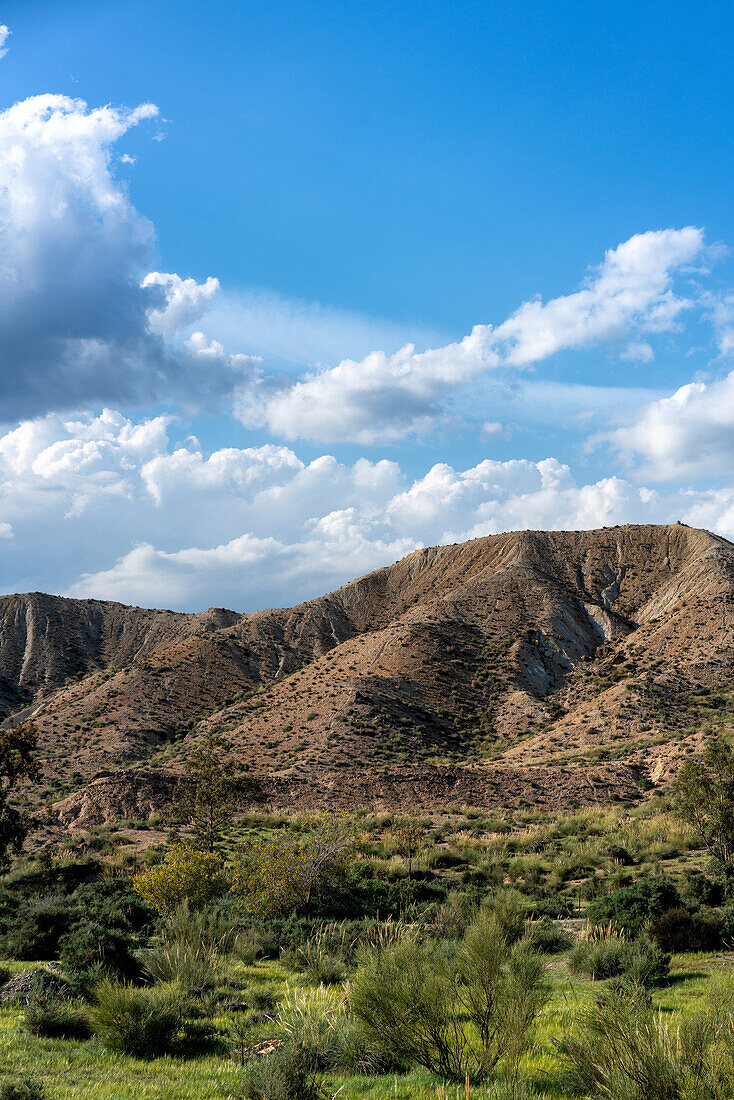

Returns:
3,523,733,822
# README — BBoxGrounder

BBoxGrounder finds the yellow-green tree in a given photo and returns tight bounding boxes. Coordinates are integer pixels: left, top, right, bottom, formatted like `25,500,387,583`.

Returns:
230,817,354,917
132,844,228,916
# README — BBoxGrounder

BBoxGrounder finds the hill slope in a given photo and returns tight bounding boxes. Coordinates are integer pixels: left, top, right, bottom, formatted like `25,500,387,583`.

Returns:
3,523,734,817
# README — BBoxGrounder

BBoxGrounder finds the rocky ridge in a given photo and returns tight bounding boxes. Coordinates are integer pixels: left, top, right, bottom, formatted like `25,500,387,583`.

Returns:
2,523,733,820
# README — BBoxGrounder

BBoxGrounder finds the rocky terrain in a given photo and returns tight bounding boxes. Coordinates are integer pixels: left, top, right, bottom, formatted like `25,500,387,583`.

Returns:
2,523,734,821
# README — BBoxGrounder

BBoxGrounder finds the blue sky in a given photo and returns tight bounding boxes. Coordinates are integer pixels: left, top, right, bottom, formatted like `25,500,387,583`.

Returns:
2,1,734,610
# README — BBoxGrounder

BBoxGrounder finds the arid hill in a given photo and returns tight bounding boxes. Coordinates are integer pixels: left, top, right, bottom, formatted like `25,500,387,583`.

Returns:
3,523,734,821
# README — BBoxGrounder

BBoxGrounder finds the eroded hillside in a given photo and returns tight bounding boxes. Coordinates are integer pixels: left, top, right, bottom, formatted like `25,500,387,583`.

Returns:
3,523,734,817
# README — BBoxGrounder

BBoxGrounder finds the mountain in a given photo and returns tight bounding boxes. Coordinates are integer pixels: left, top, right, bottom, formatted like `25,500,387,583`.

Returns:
3,523,734,822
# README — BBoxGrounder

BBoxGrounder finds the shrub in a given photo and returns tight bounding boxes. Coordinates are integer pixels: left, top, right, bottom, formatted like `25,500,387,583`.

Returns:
650,905,726,953
59,922,141,992
350,910,548,1082
586,875,681,935
482,889,527,944
69,881,157,938
4,899,70,960
230,818,354,918
89,980,188,1058
527,917,572,955
277,986,399,1076
0,1079,47,1100
568,928,669,986
143,937,224,991
132,846,228,916
239,1040,322,1100
557,983,734,1100
24,996,91,1040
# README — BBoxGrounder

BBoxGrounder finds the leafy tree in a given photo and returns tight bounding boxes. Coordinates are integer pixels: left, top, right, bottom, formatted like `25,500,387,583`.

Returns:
230,816,354,917
391,817,424,880
0,722,39,871
675,738,734,875
132,844,228,916
173,733,244,851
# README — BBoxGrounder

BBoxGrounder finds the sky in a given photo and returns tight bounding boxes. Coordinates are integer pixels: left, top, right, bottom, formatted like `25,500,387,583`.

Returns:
2,1,734,612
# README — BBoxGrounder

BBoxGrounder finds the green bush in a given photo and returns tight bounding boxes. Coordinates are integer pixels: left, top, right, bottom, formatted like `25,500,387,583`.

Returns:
586,876,681,935
89,980,188,1058
557,984,734,1100
239,1040,322,1100
527,917,572,954
568,930,669,986
0,1078,48,1100
350,910,548,1082
60,922,141,993
142,937,224,990
4,899,70,960
650,905,726,953
24,996,91,1039
482,889,527,944
277,986,400,1076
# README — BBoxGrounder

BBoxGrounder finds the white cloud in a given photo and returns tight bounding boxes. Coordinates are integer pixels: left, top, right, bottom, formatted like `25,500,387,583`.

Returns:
143,272,220,336
706,292,734,357
0,94,251,419
491,228,703,366
0,26,10,59
243,325,496,444
5,405,734,610
620,341,655,363
239,228,707,443
202,288,446,372
607,371,734,481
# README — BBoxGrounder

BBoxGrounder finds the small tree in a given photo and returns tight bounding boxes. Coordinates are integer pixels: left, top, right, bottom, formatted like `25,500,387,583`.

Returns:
391,817,424,880
132,844,228,916
675,738,734,876
0,721,39,871
173,733,243,851
230,816,354,917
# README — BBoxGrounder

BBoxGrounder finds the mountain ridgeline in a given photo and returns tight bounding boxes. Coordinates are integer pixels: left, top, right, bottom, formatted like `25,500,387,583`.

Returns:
2,523,734,823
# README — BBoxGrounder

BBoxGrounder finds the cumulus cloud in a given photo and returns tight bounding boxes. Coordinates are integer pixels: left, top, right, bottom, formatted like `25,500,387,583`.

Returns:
143,272,220,336
5,406,734,611
607,371,734,481
240,228,707,443
0,26,10,59
0,94,252,420
491,227,703,365
242,325,497,444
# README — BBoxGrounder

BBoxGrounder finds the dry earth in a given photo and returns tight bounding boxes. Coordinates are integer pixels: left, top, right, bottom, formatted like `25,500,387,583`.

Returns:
2,523,733,822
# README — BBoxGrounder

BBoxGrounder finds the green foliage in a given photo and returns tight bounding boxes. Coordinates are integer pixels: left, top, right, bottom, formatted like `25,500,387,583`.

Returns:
59,921,141,993
527,916,572,954
0,722,39,873
675,738,734,875
587,875,681,934
0,1078,48,1100
89,980,189,1058
3,881,156,964
650,905,727,952
568,928,670,986
142,906,229,990
238,1039,323,1100
24,996,91,1040
4,899,70,960
557,984,734,1100
230,818,354,917
173,733,243,852
132,844,228,916
349,910,548,1082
